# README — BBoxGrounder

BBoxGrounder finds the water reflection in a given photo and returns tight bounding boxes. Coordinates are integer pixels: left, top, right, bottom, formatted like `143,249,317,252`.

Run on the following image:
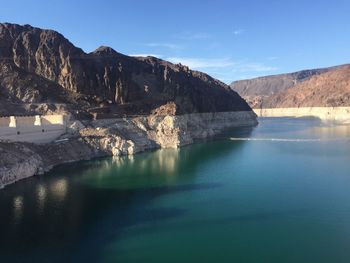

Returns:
36,184,47,213
50,178,68,202
13,195,23,224
112,149,181,175
79,148,182,189
155,149,180,175
312,124,350,139
251,119,350,157
78,137,249,191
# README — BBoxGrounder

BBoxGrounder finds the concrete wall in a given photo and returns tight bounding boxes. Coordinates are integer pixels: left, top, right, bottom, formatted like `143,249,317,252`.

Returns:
0,115,67,144
253,107,350,123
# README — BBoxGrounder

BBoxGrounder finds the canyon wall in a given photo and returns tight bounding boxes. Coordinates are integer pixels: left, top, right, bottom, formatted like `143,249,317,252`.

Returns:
230,65,350,109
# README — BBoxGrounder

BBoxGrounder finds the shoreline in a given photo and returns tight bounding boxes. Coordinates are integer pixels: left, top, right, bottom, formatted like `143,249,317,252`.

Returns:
0,111,258,189
253,107,350,123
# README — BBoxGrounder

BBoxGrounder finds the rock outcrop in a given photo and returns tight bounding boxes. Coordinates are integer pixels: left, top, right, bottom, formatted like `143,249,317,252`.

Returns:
0,139,100,188
0,142,43,187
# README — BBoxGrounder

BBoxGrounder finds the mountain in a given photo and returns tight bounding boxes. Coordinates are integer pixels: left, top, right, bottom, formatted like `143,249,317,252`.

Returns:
230,66,341,108
0,23,251,116
260,65,350,108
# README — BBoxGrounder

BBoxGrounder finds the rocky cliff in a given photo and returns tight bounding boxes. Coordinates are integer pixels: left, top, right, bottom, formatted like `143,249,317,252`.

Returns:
260,65,350,108
0,23,257,188
230,66,340,108
0,23,250,116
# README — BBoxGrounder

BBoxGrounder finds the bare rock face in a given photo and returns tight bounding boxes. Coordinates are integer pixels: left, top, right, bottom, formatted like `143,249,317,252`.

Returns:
231,68,331,97
134,111,258,148
0,143,43,188
0,139,100,188
230,66,341,108
0,23,251,116
261,65,350,108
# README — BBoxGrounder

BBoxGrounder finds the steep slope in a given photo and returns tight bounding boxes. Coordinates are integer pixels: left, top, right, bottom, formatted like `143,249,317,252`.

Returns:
261,65,350,108
0,23,251,116
230,67,338,108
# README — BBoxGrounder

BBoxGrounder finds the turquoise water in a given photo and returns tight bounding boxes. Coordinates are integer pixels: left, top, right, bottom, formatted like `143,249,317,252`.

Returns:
1,117,350,263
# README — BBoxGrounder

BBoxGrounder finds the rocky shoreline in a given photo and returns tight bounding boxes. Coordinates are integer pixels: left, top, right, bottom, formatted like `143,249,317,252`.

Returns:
0,111,257,189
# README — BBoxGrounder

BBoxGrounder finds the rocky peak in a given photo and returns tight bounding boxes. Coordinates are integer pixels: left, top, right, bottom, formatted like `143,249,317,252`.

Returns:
92,46,120,57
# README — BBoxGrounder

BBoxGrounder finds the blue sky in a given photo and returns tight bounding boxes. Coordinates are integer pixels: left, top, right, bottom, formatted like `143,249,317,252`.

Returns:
1,0,350,83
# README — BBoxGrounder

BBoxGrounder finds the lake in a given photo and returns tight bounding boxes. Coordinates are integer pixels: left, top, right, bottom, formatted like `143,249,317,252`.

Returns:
1,117,350,263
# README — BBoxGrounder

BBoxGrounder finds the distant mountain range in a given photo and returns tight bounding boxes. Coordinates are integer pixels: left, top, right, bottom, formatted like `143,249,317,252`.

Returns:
0,23,250,116
230,64,350,108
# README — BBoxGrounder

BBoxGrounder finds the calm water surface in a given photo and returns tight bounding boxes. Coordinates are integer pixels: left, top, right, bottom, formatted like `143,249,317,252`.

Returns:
1,117,350,263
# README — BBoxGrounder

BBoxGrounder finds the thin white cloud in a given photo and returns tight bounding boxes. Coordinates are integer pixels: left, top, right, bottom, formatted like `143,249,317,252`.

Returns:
129,53,162,58
267,56,279,61
174,32,211,40
167,57,236,69
164,56,277,84
167,57,276,72
233,29,245,35
145,43,182,50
